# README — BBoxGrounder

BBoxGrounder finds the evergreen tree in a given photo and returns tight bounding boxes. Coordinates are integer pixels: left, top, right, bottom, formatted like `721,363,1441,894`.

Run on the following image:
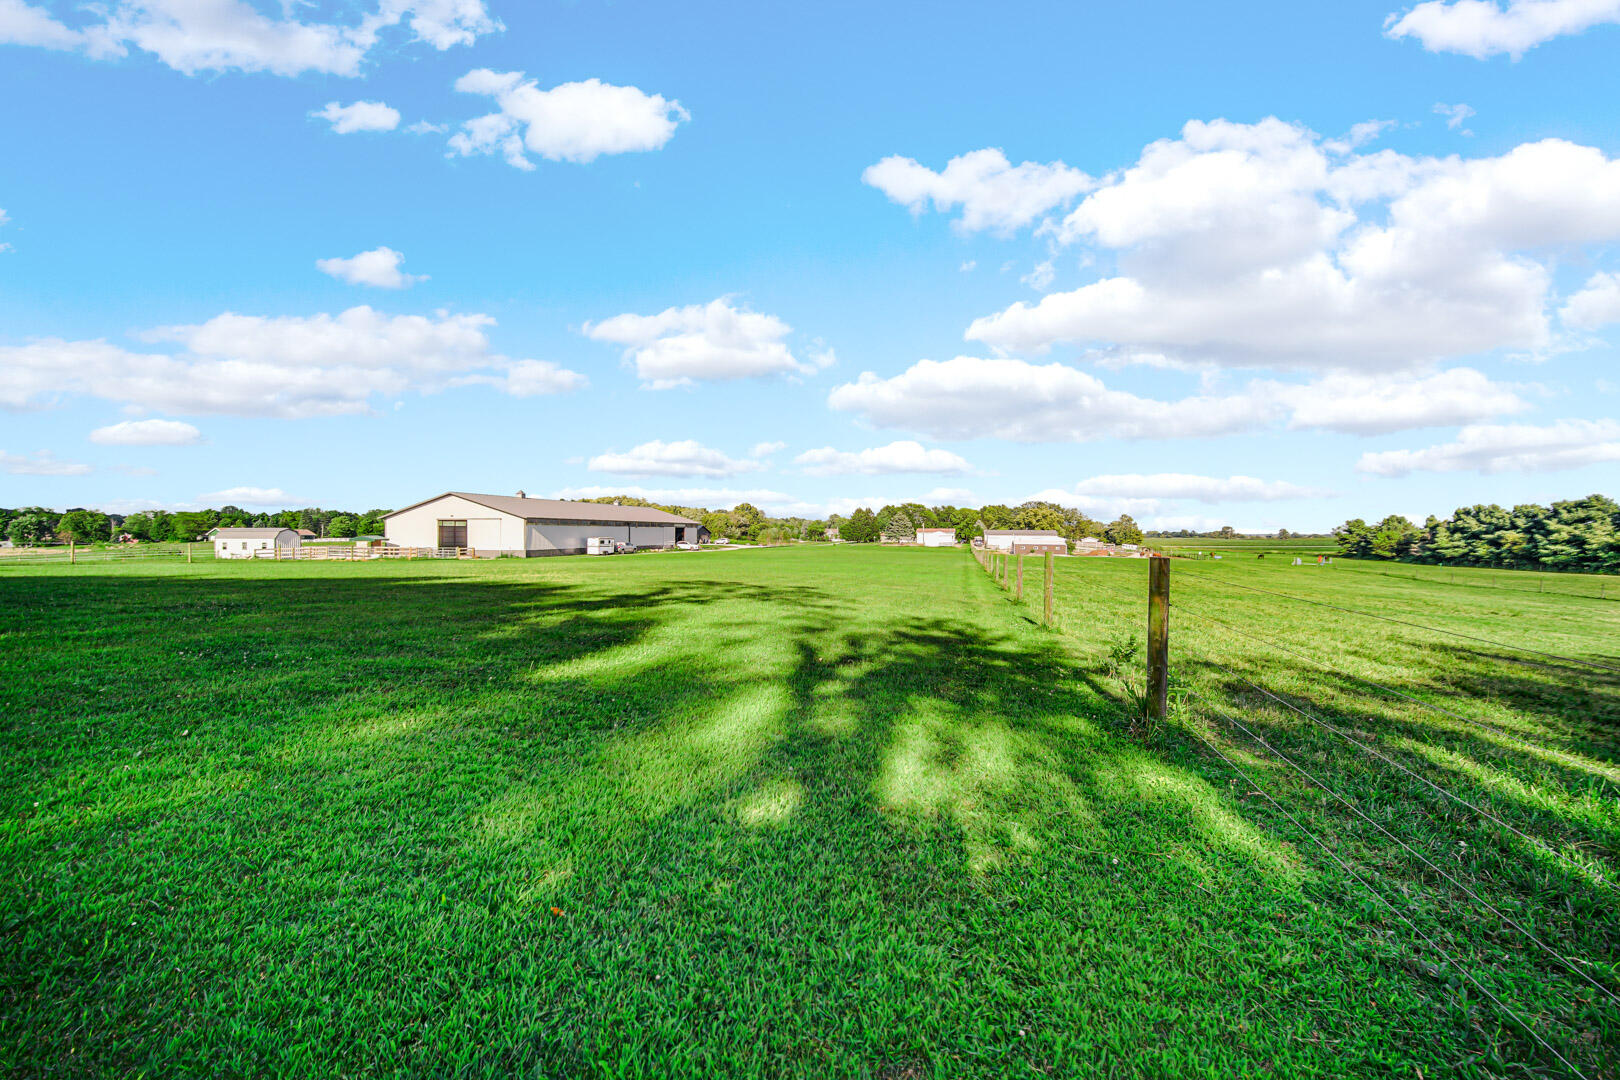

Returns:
844,507,879,543
882,509,916,544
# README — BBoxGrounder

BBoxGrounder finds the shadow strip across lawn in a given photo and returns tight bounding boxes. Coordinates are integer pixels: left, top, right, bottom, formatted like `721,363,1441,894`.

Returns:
1,547,1614,1078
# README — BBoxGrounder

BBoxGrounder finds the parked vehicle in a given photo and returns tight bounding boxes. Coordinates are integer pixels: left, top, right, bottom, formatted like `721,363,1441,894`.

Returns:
586,537,618,555
675,541,697,551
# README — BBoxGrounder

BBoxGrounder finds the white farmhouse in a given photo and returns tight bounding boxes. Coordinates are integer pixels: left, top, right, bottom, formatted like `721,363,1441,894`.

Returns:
384,491,704,557
209,527,301,559
916,528,957,547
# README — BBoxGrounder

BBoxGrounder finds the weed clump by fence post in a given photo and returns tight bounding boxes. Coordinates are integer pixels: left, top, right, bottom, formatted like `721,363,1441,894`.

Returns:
1043,552,1053,625
1147,555,1169,722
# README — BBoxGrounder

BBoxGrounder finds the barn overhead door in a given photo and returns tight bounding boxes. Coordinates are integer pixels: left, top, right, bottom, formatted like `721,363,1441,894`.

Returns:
437,520,468,548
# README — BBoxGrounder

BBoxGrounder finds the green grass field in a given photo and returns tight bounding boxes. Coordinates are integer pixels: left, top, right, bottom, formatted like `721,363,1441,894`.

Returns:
2,547,1615,1077
1153,536,1340,557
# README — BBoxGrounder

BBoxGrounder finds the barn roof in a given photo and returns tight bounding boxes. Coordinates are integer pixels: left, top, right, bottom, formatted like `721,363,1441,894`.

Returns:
209,527,296,539
984,528,1065,538
385,492,700,526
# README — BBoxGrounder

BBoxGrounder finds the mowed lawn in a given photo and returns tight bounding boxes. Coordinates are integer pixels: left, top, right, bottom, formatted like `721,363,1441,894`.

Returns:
2,547,1615,1077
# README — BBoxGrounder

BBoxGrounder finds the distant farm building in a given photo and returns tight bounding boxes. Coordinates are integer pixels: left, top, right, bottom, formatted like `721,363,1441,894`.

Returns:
916,528,956,547
384,491,702,557
209,527,301,559
983,529,1068,555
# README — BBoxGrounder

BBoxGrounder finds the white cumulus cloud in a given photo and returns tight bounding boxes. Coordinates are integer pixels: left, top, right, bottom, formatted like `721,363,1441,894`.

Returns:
827,356,1525,442
0,0,498,76
316,246,424,288
828,356,1272,442
1434,102,1476,131
89,418,202,445
1386,0,1620,59
1560,271,1620,330
963,120,1620,373
1070,474,1329,502
1,448,91,475
1271,368,1528,434
1,306,584,418
794,441,975,477
0,0,500,76
584,297,820,388
312,100,400,133
495,359,588,397
588,439,762,479
0,0,96,50
862,148,1093,234
450,68,687,168
198,486,300,506
1357,418,1620,475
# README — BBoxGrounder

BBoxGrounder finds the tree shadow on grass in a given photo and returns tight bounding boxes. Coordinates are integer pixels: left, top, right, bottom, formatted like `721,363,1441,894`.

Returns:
3,566,1613,1078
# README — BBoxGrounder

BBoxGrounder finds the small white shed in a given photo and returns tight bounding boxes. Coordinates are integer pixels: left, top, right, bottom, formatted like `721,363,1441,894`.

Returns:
209,527,301,559
916,528,957,547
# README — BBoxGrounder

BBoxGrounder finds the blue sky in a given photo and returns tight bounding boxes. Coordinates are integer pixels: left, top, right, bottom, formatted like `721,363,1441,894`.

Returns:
2,0,1618,531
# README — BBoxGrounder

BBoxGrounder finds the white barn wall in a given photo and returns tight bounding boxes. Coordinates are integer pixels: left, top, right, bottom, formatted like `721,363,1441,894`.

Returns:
388,495,694,557
527,521,679,553
393,492,703,553
386,495,526,553
213,531,300,559
526,522,589,554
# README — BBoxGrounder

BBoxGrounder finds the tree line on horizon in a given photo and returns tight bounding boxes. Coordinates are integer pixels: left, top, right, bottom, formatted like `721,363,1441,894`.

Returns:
574,496,1149,546
1333,494,1618,573
4,498,1147,549
0,505,390,546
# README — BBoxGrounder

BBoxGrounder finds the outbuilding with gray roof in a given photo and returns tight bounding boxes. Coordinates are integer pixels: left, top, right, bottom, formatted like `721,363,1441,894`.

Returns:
208,527,302,559
383,491,703,557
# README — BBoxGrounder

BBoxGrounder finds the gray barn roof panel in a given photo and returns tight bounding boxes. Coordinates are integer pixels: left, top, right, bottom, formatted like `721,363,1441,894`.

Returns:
385,492,700,526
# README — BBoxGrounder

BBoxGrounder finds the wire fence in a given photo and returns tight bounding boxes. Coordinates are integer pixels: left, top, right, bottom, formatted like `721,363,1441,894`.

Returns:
0,542,216,564
967,546,1619,1078
1327,558,1616,602
0,542,480,566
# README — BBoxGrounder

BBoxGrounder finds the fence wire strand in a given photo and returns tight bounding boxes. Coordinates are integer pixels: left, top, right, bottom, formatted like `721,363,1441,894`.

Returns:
1184,677,1618,1006
981,550,1613,1075
1176,605,1620,888
1172,568,1620,676
1182,691,1595,1080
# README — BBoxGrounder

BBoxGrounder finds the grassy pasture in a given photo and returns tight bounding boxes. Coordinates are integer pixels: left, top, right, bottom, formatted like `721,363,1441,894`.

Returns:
1153,536,1339,557
2,546,1615,1078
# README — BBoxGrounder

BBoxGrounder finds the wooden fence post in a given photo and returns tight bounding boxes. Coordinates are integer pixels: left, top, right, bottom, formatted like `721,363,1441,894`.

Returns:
69,541,75,565
1016,554,1024,601
186,544,193,564
1043,551,1054,625
1147,555,1169,723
